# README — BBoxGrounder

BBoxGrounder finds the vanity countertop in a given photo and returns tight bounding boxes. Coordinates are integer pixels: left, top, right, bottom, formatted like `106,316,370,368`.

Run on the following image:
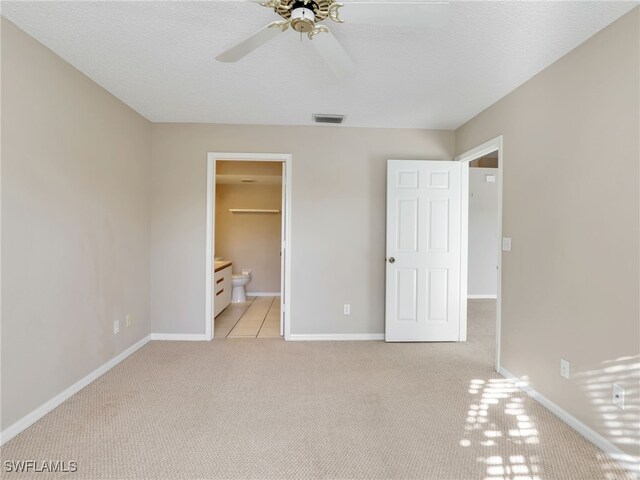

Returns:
214,261,232,272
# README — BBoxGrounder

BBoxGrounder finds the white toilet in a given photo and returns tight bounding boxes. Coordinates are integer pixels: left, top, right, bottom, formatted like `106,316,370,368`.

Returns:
231,271,252,303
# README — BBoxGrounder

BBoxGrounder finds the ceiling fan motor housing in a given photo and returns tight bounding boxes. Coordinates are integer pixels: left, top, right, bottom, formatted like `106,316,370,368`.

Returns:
274,0,331,20
291,6,316,32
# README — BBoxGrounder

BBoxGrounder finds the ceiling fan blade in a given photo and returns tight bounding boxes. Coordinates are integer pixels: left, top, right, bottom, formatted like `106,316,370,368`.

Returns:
311,28,355,78
337,1,450,28
216,22,286,62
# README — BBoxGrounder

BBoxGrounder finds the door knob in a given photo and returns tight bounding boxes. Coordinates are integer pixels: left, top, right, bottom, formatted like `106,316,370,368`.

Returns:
388,257,395,264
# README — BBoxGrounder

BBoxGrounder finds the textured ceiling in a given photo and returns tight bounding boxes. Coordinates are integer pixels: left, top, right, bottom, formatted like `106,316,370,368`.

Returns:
2,1,637,129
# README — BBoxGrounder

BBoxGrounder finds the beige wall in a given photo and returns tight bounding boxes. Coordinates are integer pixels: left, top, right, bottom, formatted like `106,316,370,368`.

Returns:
215,183,282,293
1,18,152,430
456,8,640,458
150,125,454,335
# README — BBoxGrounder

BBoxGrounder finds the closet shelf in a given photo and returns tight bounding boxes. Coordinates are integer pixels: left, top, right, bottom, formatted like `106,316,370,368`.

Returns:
229,209,280,213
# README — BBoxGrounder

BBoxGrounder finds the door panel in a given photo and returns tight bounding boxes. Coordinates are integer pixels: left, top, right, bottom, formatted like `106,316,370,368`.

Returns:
397,268,418,321
427,268,448,321
429,171,450,189
428,199,449,252
397,170,419,189
397,199,419,252
386,160,462,342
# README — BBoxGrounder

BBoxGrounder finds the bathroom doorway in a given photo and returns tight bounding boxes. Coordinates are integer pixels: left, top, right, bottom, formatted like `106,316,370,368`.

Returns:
205,153,292,341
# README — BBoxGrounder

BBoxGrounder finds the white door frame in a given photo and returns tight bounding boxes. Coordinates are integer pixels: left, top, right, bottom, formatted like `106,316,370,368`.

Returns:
456,136,503,372
205,152,293,341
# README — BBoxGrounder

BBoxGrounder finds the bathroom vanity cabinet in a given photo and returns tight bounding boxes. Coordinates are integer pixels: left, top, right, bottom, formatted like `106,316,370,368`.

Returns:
214,263,232,317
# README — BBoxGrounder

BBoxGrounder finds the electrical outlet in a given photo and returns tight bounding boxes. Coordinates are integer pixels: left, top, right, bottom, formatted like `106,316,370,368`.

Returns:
560,358,570,379
126,314,132,328
613,384,625,409
113,320,120,335
343,304,351,315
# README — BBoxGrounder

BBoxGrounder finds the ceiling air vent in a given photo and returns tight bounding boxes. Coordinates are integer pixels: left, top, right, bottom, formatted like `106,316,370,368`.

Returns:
313,114,345,124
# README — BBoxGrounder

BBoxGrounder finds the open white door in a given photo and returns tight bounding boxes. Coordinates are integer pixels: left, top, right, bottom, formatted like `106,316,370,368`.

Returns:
385,160,463,342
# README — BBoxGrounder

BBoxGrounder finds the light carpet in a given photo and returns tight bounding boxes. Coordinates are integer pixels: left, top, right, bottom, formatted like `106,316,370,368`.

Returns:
1,300,634,479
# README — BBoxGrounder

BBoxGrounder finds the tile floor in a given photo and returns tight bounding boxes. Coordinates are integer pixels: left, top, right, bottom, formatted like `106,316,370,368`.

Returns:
214,296,281,339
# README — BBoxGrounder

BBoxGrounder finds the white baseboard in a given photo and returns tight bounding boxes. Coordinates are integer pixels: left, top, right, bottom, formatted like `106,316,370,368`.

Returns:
499,367,640,476
0,334,151,446
247,292,281,297
287,333,385,341
150,333,209,341
468,294,497,299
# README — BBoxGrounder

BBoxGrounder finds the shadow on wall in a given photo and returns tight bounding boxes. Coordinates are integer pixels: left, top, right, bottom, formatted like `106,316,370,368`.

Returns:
574,355,640,474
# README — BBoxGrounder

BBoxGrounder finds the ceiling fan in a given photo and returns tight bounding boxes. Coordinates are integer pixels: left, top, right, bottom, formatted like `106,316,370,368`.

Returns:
215,0,450,77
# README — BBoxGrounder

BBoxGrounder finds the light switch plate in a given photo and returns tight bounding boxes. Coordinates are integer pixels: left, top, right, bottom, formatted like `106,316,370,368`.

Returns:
113,320,120,335
502,237,512,252
560,358,570,379
343,304,351,315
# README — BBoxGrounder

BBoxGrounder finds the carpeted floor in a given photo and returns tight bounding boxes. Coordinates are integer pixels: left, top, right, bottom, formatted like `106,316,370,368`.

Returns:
1,300,635,479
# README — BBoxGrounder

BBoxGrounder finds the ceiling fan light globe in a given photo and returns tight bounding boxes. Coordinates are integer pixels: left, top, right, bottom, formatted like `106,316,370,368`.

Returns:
291,7,316,32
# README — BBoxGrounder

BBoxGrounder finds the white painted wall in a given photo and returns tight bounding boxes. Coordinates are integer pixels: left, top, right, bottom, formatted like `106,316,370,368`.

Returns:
468,167,499,297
